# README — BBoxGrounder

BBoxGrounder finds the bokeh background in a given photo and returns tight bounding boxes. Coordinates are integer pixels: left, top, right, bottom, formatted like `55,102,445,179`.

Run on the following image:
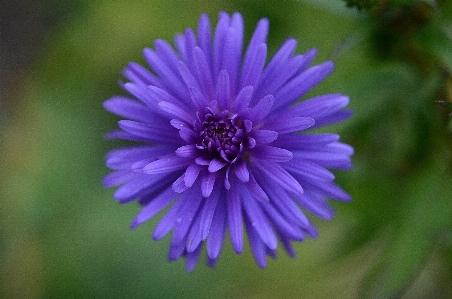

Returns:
1,0,452,298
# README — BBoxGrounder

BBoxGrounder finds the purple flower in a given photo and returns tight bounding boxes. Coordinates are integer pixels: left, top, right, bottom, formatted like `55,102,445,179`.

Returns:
103,11,353,271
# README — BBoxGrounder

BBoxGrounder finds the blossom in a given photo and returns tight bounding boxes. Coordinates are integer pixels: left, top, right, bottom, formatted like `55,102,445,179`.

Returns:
103,11,353,271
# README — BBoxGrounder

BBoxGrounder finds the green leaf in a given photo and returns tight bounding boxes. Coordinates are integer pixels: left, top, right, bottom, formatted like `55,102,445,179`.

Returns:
419,21,452,73
362,156,452,298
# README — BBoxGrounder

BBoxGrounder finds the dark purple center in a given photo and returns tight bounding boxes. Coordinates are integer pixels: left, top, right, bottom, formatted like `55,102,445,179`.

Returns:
196,109,255,163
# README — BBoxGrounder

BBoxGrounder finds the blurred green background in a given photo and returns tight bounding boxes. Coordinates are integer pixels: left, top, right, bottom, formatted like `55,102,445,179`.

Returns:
1,0,452,298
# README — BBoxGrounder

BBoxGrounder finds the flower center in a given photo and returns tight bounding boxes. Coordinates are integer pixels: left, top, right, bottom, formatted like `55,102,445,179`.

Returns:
196,108,254,163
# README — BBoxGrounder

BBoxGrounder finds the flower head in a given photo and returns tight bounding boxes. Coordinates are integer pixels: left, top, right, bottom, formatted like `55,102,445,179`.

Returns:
103,11,353,271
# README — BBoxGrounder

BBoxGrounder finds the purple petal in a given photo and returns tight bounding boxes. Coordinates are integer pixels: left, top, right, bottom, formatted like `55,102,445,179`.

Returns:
122,62,162,88
185,243,203,272
142,155,191,174
245,216,267,268
193,47,215,99
265,116,314,134
184,163,204,187
200,193,221,241
106,146,173,170
201,171,218,198
153,191,189,240
234,159,249,182
250,129,278,144
284,160,335,182
260,202,304,241
294,193,335,220
154,39,183,82
178,127,198,143
248,94,274,124
216,70,231,111
102,170,138,188
272,133,340,149
242,17,269,87
242,191,278,250
208,158,227,172
222,26,242,94
172,173,189,193
114,172,179,204
118,120,180,145
171,191,203,245
213,11,230,76
227,184,243,253
260,38,297,85
252,145,293,162
247,172,269,202
189,87,209,110
197,14,213,72
175,145,199,158
253,159,304,195
142,48,187,101
130,188,177,229
240,43,267,89
206,198,226,259
233,85,253,113
158,101,194,123
103,96,154,122
178,61,202,95
273,61,334,112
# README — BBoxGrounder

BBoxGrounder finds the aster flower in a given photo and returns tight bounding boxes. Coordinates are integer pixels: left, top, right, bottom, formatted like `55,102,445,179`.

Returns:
103,11,353,271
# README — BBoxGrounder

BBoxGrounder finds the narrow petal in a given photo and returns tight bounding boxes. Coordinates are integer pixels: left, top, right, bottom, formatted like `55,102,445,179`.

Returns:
250,129,278,144
142,48,187,100
284,160,335,182
227,184,243,253
273,61,334,111
103,96,154,122
122,61,162,87
130,188,177,228
118,120,180,144
178,127,198,143
158,101,195,123
233,85,254,113
175,145,199,158
247,172,269,202
252,145,293,162
240,43,267,89
142,155,191,174
245,217,267,268
172,173,189,193
234,159,249,182
265,116,315,134
113,172,176,203
102,170,137,188
216,70,231,111
207,198,227,259
189,87,209,110
178,61,202,95
193,47,215,99
171,192,203,245
213,11,231,76
197,13,213,71
208,158,227,172
201,171,218,198
242,191,278,250
272,133,340,149
248,94,274,124
253,159,304,195
185,243,203,272
106,146,173,170
153,192,188,240
294,193,335,220
184,163,204,187
260,38,297,83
